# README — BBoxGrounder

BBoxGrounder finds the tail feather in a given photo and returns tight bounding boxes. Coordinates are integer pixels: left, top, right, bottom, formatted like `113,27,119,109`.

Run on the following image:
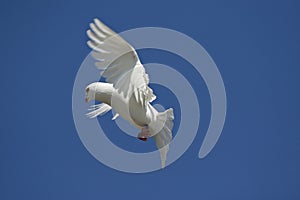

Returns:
86,103,112,118
152,108,174,168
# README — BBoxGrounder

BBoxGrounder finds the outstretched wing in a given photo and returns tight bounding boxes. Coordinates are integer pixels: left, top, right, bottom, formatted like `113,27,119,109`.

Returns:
87,18,156,106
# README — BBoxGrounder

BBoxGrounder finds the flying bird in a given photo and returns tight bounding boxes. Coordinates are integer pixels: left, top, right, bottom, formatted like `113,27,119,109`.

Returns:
84,18,174,168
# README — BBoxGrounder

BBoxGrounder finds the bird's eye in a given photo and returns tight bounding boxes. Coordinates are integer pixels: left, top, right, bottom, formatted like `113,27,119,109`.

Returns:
86,88,89,93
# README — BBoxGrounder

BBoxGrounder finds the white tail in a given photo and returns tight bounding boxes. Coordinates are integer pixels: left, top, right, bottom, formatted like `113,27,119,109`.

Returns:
152,108,174,168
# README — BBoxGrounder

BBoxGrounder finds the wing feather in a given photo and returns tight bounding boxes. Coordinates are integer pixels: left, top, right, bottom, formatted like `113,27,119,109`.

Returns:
86,18,156,105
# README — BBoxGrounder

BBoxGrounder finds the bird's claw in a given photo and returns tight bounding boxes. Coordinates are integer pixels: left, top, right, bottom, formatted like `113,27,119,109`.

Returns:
138,126,151,142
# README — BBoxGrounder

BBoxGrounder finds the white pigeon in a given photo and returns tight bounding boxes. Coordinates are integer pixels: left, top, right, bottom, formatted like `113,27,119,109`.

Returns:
84,18,174,168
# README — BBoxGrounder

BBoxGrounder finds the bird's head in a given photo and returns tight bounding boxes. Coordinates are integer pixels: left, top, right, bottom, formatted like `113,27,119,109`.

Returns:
85,82,99,103
85,82,113,103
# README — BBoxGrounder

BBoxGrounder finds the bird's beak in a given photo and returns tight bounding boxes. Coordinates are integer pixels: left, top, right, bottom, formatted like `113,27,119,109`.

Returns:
85,97,89,103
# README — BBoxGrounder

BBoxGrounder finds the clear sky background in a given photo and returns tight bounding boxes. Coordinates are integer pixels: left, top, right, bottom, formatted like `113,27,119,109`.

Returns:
1,0,299,199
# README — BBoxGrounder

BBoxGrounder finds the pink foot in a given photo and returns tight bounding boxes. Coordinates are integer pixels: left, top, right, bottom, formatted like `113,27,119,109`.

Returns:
138,126,151,142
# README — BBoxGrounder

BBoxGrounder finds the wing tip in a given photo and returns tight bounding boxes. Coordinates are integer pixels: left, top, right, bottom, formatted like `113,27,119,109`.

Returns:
93,18,99,22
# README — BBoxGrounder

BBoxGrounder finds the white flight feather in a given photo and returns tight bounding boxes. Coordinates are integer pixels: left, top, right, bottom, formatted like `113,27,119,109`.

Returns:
86,103,112,118
86,18,156,107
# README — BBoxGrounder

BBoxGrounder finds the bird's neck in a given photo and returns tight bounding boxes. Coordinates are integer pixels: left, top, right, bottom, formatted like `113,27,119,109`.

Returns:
94,83,114,106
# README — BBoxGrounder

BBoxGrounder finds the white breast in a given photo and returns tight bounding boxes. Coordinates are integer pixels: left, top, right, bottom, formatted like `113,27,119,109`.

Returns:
111,90,152,129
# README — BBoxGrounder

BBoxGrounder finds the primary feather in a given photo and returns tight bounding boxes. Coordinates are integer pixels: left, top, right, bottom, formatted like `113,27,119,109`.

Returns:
87,18,156,106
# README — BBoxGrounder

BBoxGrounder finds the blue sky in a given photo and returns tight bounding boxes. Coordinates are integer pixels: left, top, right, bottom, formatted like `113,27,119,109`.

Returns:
1,0,300,199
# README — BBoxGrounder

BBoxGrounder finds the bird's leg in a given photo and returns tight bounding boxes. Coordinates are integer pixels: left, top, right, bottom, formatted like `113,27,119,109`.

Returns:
138,126,151,141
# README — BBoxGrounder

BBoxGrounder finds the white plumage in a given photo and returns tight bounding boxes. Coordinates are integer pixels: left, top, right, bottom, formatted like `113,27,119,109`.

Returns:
84,19,174,168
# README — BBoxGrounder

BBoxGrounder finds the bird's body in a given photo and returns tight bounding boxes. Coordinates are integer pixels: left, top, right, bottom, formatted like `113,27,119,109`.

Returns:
84,19,174,168
90,82,151,129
